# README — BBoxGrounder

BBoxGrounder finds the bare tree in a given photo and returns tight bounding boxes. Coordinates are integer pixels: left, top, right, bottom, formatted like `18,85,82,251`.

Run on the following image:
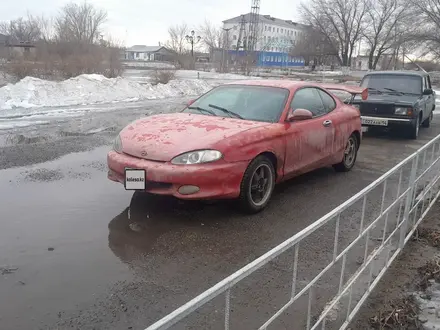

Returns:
198,20,224,50
165,23,189,54
299,0,367,66
54,1,107,44
362,0,410,69
0,2,124,80
0,15,42,42
406,0,440,61
290,27,339,66
35,15,55,42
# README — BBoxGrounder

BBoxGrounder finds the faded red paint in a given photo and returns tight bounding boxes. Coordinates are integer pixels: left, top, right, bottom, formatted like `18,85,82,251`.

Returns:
318,83,366,96
107,151,248,199
107,80,362,200
118,113,269,162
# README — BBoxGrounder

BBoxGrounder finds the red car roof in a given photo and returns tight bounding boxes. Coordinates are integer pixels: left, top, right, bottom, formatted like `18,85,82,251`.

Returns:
224,79,367,99
224,79,309,89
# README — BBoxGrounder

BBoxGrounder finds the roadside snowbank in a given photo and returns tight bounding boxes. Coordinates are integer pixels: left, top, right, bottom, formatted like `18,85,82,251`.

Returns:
0,74,214,110
0,71,14,87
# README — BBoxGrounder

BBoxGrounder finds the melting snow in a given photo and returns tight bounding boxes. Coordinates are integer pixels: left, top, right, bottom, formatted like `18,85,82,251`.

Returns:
0,74,215,110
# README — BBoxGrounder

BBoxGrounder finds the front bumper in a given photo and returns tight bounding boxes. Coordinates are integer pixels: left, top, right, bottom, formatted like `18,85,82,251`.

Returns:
361,115,415,128
107,151,249,200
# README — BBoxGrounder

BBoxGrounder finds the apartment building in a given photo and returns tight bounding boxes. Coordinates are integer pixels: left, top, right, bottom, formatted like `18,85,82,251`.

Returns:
222,14,309,67
222,13,309,53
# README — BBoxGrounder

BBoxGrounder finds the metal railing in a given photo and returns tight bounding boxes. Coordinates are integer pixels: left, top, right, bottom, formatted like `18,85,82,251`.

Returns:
145,133,440,330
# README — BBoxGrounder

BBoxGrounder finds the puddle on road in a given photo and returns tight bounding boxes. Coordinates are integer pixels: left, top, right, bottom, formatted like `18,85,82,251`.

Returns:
0,147,136,329
108,192,210,269
0,145,232,329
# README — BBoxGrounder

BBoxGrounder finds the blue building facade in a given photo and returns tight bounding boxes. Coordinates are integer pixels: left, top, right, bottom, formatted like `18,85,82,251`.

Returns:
229,50,305,68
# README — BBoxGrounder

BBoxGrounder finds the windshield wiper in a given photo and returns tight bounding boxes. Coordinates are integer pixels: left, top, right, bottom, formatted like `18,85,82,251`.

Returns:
208,104,244,119
382,88,403,95
187,106,216,116
367,87,383,94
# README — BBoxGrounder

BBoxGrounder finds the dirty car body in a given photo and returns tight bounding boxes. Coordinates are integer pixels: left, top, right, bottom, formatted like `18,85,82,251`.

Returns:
352,70,436,139
107,80,364,212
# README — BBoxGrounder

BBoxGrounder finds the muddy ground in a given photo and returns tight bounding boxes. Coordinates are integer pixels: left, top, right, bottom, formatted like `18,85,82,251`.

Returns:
352,199,440,329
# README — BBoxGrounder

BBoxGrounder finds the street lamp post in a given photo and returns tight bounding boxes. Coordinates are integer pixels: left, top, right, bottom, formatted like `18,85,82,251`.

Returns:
186,30,201,58
221,27,233,73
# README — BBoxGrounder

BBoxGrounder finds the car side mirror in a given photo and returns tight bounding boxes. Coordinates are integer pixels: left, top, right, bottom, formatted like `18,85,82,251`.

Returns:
187,99,196,106
423,88,433,95
287,108,313,122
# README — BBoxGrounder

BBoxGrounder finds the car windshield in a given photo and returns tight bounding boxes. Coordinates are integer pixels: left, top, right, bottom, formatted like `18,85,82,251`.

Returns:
360,74,422,95
183,85,289,123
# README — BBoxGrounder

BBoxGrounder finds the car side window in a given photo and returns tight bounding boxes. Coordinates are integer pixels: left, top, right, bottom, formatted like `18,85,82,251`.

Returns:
317,89,336,112
291,88,326,117
427,75,432,89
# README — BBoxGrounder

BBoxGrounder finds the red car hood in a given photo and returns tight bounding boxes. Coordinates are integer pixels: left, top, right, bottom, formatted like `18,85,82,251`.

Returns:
120,113,270,162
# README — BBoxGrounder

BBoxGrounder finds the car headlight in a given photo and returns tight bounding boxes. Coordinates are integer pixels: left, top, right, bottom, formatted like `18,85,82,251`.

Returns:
395,107,414,115
113,135,123,153
171,150,222,165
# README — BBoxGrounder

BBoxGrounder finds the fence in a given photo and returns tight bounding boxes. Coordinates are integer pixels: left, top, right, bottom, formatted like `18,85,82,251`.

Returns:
145,133,440,330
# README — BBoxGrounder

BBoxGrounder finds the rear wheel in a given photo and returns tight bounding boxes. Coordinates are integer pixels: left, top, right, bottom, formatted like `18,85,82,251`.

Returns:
422,111,433,128
239,155,275,214
333,134,358,172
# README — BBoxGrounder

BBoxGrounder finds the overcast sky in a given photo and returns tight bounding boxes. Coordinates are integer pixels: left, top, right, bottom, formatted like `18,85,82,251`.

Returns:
1,0,303,46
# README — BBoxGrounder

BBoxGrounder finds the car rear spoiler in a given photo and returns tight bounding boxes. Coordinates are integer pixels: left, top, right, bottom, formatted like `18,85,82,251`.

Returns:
318,83,368,103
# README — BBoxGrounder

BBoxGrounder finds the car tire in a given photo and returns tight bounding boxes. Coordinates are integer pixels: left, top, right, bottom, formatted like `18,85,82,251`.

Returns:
422,111,433,128
409,115,420,139
333,134,358,172
239,155,276,214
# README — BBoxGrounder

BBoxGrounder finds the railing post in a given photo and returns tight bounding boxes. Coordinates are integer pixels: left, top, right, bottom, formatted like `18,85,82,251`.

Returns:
225,289,231,330
399,154,419,249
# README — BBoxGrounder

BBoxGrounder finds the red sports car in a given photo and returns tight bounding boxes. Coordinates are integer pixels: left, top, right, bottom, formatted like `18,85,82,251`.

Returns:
107,80,367,213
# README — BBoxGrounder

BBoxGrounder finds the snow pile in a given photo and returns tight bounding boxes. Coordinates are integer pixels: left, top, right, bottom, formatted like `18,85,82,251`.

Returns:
153,79,216,97
0,71,15,87
0,74,214,110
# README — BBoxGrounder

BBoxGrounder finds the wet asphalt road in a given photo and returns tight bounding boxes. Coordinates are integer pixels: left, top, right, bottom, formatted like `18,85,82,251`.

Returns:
0,99,440,330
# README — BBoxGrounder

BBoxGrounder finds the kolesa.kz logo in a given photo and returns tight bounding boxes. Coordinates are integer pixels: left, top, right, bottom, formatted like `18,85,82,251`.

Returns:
126,177,145,182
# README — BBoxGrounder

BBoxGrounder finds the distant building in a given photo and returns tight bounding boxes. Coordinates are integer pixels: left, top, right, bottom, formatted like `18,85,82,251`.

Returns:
9,42,36,57
194,52,210,62
223,14,309,52
222,13,309,67
352,55,370,71
125,45,175,62
0,34,36,58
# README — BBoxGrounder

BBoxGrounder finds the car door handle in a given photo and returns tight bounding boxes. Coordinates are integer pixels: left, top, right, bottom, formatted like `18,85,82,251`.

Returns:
323,120,332,127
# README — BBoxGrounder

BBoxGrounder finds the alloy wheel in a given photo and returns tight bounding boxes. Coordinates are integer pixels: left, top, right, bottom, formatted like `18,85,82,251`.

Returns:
344,136,356,168
249,164,274,207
